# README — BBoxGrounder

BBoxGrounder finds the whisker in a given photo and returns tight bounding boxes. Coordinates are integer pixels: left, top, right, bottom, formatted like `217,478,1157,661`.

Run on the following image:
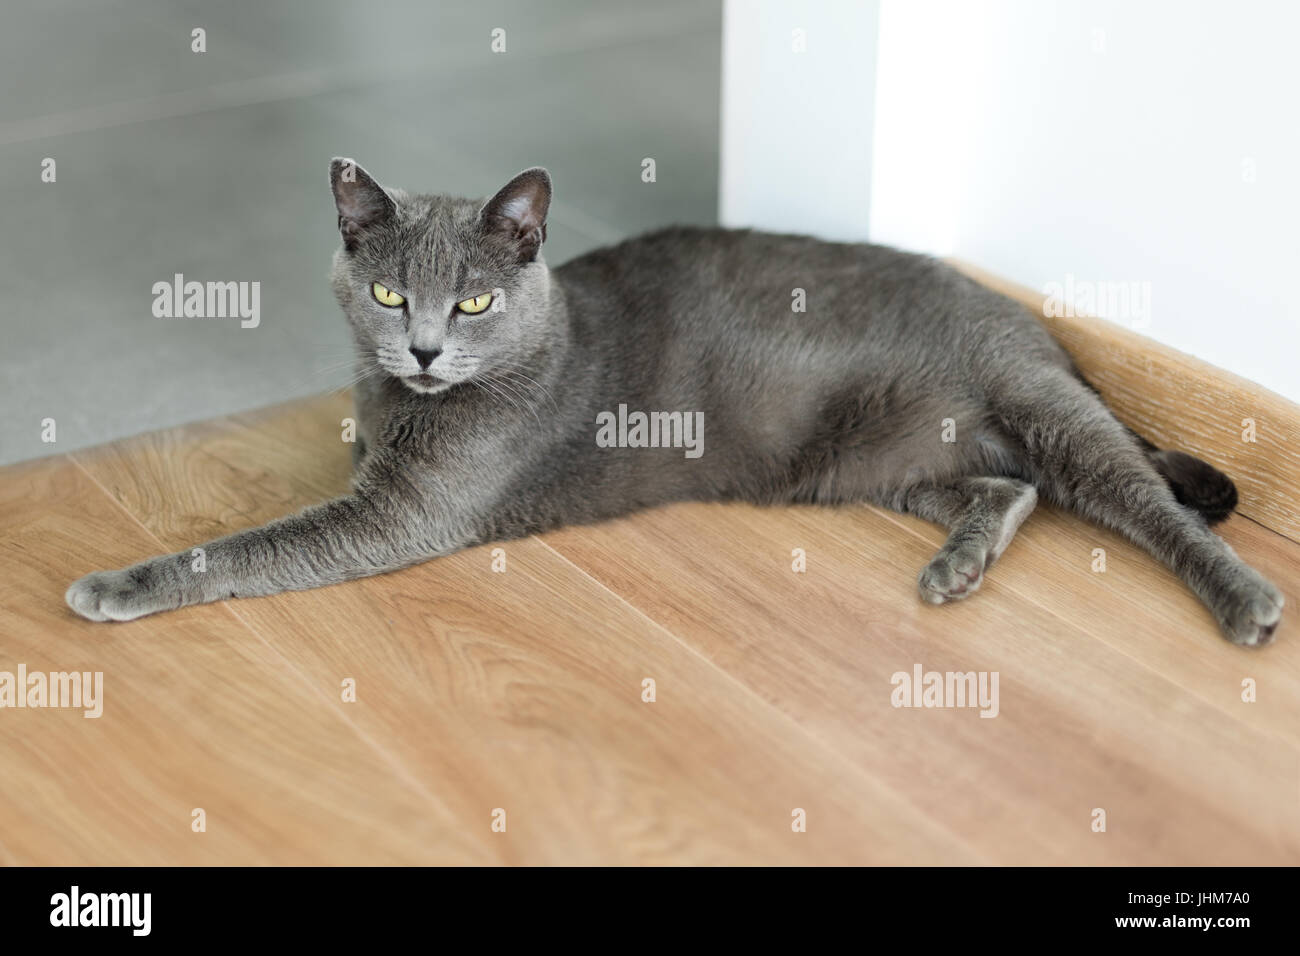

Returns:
473,377,525,421
329,362,388,395
484,366,560,417
478,372,546,429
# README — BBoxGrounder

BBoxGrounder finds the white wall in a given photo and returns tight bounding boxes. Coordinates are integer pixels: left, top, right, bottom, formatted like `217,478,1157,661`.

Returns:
722,0,1300,402
720,0,879,241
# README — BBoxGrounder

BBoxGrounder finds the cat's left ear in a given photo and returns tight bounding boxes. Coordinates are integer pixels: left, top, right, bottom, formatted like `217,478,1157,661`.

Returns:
479,167,551,263
330,157,395,252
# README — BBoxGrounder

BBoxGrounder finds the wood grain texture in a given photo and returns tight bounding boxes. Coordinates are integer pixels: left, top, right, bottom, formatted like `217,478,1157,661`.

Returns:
0,457,490,865
952,260,1300,542
543,501,1300,864
15,400,975,865
2,346,1297,863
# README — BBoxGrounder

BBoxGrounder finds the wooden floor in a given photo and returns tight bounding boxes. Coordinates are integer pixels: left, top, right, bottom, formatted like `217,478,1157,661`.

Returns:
1,391,1298,865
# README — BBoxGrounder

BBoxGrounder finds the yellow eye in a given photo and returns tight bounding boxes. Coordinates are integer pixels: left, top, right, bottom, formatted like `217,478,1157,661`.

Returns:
372,282,405,308
456,292,493,315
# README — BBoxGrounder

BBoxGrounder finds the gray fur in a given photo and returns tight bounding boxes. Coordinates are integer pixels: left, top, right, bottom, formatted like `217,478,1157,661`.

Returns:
66,162,1284,646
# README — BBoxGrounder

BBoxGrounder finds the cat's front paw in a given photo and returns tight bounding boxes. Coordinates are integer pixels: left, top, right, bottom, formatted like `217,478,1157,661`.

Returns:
1214,570,1284,647
65,566,173,623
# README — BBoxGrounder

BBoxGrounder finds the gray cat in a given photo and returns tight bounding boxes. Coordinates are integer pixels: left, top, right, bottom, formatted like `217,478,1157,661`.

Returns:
66,160,1284,646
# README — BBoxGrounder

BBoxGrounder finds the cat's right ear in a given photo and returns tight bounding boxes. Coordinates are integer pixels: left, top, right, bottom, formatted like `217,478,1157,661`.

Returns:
330,158,395,252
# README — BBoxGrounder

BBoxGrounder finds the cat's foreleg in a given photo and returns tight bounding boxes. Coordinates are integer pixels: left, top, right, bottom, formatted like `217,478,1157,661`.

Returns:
66,481,468,622
899,476,1038,604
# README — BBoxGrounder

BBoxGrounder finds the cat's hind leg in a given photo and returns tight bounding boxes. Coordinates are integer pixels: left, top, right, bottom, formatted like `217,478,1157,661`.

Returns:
901,477,1038,604
1004,368,1282,645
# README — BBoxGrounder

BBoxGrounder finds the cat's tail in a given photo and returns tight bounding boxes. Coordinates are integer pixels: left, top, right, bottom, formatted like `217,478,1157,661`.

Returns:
1071,366,1238,524
1144,446,1238,524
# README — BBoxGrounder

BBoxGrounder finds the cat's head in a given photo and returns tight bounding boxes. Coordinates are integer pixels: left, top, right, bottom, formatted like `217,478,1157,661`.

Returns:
328,159,554,395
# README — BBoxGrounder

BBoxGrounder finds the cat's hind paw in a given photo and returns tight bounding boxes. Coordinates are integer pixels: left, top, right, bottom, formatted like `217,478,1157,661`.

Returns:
917,545,986,604
1214,571,1284,647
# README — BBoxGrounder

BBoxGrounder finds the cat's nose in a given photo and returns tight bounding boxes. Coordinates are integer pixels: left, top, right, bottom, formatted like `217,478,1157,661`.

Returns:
409,347,441,369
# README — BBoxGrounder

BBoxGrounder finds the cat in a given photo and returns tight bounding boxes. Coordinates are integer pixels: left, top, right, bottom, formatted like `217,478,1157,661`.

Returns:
66,160,1284,646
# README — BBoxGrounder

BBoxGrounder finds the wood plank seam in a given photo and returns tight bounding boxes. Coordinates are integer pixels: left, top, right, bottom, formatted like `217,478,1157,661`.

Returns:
1237,510,1300,549
217,599,476,837
530,534,995,864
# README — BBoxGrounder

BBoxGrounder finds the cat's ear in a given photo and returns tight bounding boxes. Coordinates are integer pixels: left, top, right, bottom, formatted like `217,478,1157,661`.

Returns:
479,167,551,263
330,157,395,251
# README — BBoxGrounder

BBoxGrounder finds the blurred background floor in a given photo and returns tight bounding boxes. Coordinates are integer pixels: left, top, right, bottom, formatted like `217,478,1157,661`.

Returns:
0,0,722,465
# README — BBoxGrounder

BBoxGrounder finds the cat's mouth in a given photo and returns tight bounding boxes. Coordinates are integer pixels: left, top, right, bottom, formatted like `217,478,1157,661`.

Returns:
401,372,451,394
